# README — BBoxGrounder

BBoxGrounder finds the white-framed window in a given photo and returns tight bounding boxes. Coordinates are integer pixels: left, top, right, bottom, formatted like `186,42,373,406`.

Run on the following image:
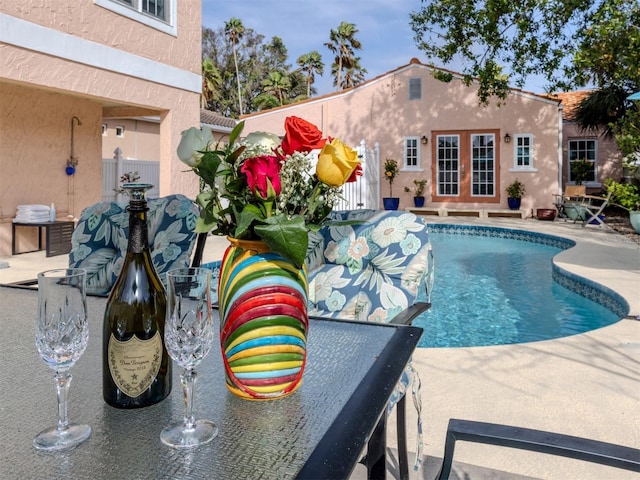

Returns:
408,77,422,100
116,126,125,137
568,139,597,184
102,124,108,136
512,134,536,171
403,137,420,169
94,0,177,36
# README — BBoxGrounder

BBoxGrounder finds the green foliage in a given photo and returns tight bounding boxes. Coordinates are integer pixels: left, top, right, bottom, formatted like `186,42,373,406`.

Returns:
409,0,639,105
571,158,595,185
325,21,368,91
505,179,526,198
605,178,640,211
404,179,428,197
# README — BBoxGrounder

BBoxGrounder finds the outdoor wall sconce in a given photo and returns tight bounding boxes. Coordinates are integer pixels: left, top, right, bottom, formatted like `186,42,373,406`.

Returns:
67,116,81,175
421,135,428,145
504,133,511,143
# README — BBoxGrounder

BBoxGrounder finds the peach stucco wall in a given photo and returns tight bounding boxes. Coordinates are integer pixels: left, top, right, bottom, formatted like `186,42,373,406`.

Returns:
562,122,623,191
0,3,202,256
242,62,561,216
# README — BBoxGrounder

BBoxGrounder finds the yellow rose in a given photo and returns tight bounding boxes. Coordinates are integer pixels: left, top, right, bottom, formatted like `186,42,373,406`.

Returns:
316,139,359,187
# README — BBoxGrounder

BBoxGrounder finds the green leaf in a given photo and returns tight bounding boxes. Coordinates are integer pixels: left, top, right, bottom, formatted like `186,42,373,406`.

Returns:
235,204,264,238
229,121,245,145
254,215,308,268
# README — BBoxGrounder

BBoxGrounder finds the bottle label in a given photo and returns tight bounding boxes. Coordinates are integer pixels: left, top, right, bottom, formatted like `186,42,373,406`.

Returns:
108,331,162,398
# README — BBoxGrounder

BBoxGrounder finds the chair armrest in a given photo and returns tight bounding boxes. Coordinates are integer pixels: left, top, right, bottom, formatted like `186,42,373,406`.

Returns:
436,419,640,479
389,301,431,326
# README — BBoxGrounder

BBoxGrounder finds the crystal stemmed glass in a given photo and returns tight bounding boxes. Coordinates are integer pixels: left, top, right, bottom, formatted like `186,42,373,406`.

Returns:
34,268,91,451
161,267,218,448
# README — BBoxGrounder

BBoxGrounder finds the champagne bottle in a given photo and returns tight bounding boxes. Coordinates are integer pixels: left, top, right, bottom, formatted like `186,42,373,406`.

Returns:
103,183,171,408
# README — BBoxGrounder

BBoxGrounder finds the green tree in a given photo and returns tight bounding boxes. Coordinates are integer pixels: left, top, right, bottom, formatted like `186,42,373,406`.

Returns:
297,51,324,97
201,57,222,109
409,0,637,103
325,22,366,91
225,17,245,115
262,71,291,105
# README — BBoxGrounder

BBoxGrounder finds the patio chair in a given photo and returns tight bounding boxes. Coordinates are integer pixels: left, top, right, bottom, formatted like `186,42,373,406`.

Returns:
68,194,199,295
553,185,587,220
306,209,434,480
435,418,640,479
579,191,612,227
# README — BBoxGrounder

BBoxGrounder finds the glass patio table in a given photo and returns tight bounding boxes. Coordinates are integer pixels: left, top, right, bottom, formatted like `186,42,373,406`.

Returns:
0,287,422,480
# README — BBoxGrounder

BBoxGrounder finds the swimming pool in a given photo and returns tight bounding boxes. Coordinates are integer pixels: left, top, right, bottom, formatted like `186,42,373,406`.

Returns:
415,224,629,348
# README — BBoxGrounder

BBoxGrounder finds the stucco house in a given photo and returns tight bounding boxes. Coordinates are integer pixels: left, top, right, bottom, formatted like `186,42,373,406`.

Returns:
0,1,202,257
551,90,623,192
241,59,587,217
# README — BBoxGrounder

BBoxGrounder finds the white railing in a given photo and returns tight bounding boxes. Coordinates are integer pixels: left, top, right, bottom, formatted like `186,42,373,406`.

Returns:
102,148,160,202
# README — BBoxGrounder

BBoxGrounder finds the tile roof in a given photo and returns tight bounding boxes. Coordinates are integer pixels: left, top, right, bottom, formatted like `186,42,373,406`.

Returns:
548,90,593,121
200,109,237,131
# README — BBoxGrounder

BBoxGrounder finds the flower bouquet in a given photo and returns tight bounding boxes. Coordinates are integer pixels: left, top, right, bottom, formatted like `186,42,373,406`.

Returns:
177,116,361,268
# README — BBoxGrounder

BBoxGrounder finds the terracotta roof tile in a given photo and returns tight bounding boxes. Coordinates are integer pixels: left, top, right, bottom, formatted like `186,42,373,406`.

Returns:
548,90,593,121
200,109,237,130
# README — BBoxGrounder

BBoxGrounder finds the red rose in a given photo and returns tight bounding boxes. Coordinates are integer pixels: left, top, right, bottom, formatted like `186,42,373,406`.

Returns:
240,155,281,199
281,116,326,155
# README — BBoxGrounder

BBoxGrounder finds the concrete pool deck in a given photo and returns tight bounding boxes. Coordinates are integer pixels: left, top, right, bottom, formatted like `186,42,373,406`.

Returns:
1,216,638,479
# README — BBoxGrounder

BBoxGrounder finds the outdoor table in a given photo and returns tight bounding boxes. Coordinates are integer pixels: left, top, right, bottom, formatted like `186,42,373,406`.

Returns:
11,220,74,257
0,287,422,480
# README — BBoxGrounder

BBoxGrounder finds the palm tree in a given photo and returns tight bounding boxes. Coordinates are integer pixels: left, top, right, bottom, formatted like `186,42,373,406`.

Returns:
201,58,222,109
262,71,291,105
340,57,367,89
296,51,324,97
225,17,245,115
325,22,363,91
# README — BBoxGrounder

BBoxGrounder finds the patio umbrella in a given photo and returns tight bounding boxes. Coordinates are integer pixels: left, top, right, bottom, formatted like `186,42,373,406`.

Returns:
627,91,640,100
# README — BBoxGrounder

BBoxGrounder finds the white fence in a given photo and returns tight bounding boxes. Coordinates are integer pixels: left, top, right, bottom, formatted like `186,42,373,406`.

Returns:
102,148,160,202
333,140,380,211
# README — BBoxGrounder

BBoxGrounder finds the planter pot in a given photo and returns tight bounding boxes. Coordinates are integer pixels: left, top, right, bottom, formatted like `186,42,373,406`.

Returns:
630,211,640,233
536,209,556,221
413,197,425,208
507,197,521,210
218,237,308,400
564,202,583,221
383,197,400,210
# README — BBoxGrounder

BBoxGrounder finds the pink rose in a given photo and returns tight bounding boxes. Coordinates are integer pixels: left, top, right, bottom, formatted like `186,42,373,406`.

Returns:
240,155,281,200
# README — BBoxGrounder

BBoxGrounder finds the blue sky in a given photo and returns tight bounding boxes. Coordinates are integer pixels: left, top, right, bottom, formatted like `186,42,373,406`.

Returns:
201,0,550,96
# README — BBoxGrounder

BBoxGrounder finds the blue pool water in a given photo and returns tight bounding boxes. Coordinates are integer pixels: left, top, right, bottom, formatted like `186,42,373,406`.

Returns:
415,229,623,348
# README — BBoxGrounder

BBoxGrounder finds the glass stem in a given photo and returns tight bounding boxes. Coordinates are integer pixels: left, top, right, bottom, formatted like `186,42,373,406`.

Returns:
181,368,197,429
55,371,72,432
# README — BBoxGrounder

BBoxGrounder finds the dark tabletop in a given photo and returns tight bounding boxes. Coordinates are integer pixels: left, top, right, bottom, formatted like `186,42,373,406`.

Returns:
0,287,422,480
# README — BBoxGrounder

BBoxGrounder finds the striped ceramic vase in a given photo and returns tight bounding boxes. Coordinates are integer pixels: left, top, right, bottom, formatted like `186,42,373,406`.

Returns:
218,238,308,400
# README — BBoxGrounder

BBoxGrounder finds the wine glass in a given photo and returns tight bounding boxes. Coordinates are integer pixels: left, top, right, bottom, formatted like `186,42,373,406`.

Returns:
161,267,218,448
34,268,91,451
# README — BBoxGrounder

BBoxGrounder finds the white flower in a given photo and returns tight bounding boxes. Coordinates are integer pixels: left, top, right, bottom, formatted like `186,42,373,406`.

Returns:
177,126,214,167
371,216,407,247
243,131,281,151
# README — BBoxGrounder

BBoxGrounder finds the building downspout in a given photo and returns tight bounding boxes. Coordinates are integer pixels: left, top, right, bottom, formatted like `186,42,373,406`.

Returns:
557,104,564,194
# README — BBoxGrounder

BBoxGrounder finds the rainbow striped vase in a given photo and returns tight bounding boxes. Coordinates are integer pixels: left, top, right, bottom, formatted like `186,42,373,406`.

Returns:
218,238,308,400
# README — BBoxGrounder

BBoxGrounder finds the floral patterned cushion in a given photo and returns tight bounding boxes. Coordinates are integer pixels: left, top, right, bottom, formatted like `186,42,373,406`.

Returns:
305,209,432,470
69,195,199,295
306,209,432,321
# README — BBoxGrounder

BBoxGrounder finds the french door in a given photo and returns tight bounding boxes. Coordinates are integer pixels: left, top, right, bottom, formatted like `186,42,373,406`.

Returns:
432,130,500,203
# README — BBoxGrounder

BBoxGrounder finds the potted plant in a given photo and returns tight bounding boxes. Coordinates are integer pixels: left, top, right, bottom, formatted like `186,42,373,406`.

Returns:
404,179,428,207
383,158,399,210
505,178,526,210
605,178,640,233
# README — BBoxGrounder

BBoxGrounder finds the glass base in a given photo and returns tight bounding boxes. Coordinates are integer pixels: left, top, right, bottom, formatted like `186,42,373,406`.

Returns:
33,423,92,451
160,420,218,449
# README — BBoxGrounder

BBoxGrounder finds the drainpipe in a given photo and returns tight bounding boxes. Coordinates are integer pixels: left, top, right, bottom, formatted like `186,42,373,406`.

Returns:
557,104,564,195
